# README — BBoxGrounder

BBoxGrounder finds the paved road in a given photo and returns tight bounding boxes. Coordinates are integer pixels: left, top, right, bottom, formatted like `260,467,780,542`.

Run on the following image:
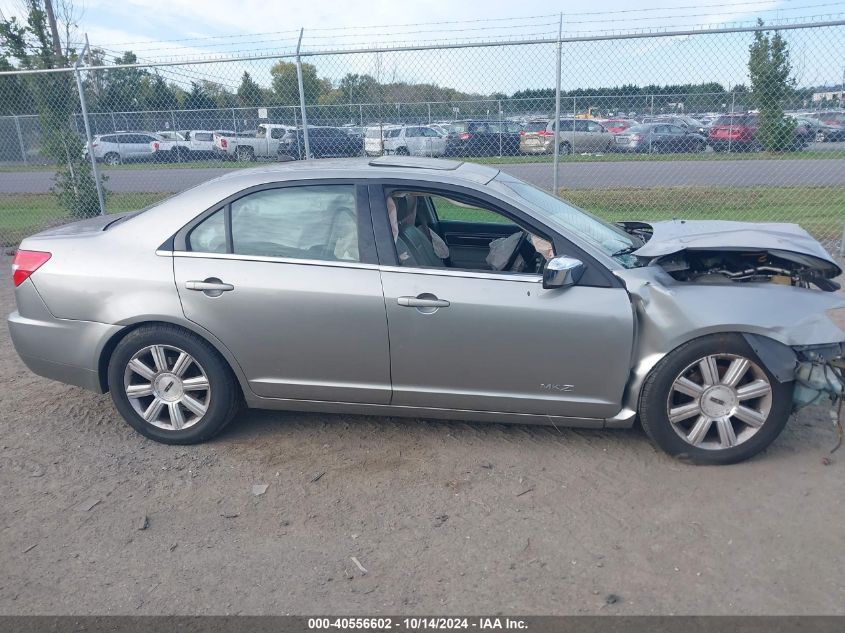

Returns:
2,158,845,194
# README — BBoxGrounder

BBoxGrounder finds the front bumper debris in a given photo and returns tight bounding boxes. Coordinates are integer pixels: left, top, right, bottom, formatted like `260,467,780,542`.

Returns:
793,344,845,452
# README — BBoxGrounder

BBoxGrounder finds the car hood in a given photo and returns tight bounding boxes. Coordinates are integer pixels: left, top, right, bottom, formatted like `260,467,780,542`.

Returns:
631,219,841,277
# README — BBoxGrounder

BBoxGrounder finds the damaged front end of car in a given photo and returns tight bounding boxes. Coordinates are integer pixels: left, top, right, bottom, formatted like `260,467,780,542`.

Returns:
613,219,845,446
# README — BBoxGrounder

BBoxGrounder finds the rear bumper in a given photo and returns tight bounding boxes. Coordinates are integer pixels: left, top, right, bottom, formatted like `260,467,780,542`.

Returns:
7,281,123,393
518,144,551,155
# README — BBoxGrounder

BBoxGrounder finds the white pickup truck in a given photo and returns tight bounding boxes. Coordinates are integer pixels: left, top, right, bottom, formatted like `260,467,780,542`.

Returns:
154,130,232,160
213,124,295,161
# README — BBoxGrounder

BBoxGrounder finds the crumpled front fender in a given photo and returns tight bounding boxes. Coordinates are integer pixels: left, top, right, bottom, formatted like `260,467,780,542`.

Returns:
606,266,845,427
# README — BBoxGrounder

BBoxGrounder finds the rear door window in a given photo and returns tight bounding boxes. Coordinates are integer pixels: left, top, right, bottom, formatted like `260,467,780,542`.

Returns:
230,185,359,262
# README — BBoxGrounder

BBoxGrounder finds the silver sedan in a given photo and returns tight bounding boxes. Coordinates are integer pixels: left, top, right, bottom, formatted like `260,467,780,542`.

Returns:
8,157,845,464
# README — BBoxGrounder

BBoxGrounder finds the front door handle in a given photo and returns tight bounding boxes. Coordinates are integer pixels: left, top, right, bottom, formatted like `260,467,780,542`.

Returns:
398,296,450,308
186,278,234,297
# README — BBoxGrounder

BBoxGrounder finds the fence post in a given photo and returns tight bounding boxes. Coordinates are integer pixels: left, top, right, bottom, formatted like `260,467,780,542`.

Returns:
170,110,180,162
295,28,312,160
839,220,845,258
552,13,563,195
14,115,27,164
74,35,106,216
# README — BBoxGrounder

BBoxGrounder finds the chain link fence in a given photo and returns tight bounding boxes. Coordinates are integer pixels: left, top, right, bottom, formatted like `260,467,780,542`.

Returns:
0,19,843,251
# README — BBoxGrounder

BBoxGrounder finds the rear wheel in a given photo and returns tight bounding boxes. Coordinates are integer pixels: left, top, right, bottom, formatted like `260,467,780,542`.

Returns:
558,141,571,155
395,146,410,156
104,152,121,166
638,334,792,465
235,146,254,162
108,325,241,444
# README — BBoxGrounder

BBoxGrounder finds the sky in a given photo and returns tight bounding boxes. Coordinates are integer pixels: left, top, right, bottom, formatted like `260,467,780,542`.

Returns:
1,0,843,97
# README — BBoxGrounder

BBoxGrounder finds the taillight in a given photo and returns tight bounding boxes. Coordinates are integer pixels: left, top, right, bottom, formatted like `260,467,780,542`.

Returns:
458,132,471,140
12,250,51,287
538,130,555,137
220,138,228,148
152,142,159,151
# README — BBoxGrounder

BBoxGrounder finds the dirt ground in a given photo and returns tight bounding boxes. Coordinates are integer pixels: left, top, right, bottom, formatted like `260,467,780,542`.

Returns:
1,261,844,616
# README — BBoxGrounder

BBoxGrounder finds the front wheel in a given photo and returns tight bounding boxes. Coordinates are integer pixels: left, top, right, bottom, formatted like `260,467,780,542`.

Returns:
638,334,792,465
557,142,571,156
108,325,241,444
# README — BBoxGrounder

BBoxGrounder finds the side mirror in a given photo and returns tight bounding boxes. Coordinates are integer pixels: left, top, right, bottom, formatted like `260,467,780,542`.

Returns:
542,256,585,289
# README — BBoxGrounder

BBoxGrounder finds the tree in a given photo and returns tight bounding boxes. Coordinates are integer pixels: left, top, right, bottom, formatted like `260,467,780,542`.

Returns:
183,82,217,110
100,51,147,112
0,0,104,218
236,71,263,107
270,60,325,106
748,20,795,151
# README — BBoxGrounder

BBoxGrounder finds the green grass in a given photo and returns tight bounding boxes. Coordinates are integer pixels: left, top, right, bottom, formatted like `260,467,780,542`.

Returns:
0,192,172,245
1,147,844,172
2,186,843,248
433,187,845,241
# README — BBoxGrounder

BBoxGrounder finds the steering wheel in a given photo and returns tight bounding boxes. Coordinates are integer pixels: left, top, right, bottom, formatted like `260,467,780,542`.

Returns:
504,231,528,271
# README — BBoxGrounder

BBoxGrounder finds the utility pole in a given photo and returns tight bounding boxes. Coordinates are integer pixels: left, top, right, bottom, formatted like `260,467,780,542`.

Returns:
43,0,65,61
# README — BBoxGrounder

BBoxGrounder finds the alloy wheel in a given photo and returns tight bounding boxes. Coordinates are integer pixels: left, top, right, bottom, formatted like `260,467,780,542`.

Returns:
666,353,773,451
123,344,211,431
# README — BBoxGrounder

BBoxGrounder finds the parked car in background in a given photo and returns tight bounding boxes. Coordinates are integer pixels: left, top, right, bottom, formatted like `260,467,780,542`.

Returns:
214,124,295,161
814,110,845,127
155,130,234,160
614,123,708,153
384,126,448,157
602,119,637,134
708,114,759,152
10,158,845,465
445,120,521,156
428,123,450,136
364,126,395,156
642,115,707,135
709,114,807,152
278,127,363,160
85,132,164,166
792,116,845,142
520,118,613,155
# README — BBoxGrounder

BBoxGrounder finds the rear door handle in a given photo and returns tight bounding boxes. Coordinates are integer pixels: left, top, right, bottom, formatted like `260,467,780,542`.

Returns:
398,296,450,308
186,278,234,297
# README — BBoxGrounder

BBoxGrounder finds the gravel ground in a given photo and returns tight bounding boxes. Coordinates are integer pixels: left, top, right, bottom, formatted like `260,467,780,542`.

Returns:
1,261,844,615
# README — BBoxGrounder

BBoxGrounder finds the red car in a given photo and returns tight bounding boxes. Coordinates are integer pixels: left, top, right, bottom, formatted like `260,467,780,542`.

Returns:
602,118,637,134
709,114,759,152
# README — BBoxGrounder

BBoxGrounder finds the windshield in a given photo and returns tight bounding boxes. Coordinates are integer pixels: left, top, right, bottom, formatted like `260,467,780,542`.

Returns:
492,173,641,266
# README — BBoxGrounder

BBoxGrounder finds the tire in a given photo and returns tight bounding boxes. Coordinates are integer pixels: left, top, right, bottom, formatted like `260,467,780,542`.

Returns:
638,333,792,465
235,146,254,162
107,324,241,445
395,146,409,156
104,152,121,166
558,142,571,156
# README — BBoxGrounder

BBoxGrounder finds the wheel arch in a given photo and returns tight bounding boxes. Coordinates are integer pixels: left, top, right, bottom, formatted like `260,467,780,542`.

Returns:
97,317,249,400
612,328,796,428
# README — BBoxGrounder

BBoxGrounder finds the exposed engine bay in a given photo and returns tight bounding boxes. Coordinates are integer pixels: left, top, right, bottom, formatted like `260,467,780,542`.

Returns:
619,220,842,292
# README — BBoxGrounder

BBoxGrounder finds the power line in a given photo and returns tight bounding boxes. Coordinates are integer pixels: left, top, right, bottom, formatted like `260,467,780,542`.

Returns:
97,0,832,48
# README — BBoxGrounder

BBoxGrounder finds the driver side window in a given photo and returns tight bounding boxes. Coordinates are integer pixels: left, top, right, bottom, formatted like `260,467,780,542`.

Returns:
384,188,554,275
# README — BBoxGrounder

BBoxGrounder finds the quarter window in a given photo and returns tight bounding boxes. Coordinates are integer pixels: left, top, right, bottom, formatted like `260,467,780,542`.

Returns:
188,208,227,253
